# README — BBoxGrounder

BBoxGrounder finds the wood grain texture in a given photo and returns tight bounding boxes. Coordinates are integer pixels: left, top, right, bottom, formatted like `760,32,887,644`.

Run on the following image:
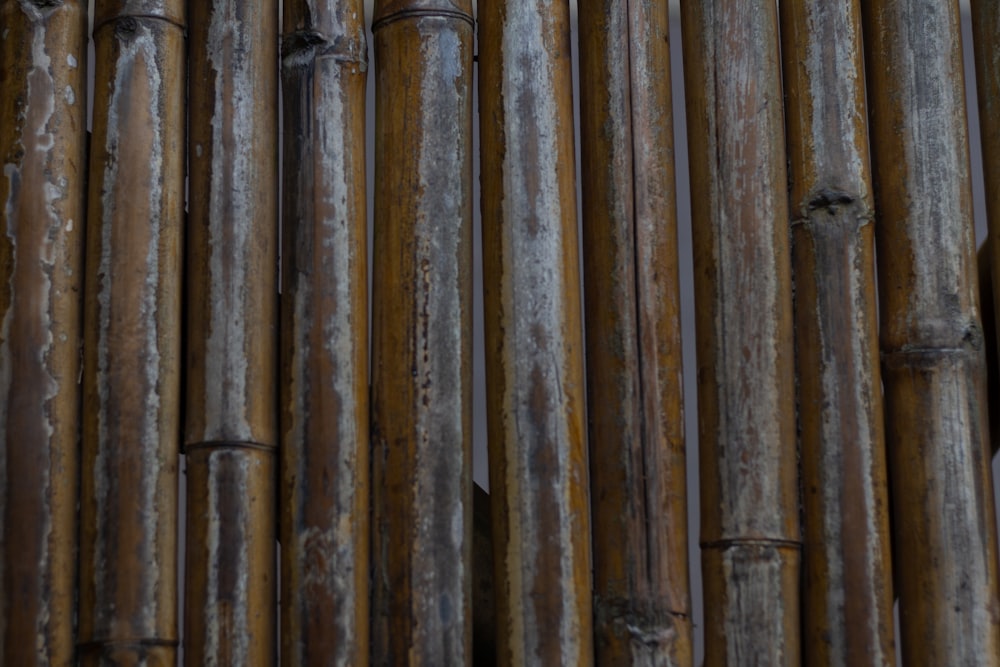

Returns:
863,1,1000,663
0,1,87,664
79,1,186,664
578,0,691,662
779,1,895,665
679,1,800,664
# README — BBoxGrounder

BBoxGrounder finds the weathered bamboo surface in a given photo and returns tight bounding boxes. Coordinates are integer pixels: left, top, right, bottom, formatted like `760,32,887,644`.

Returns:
863,0,1000,663
679,1,800,664
185,0,279,663
279,0,369,665
578,0,690,663
78,1,185,664
371,0,474,660
479,0,594,661
779,2,895,665
0,1,87,664
973,0,1000,366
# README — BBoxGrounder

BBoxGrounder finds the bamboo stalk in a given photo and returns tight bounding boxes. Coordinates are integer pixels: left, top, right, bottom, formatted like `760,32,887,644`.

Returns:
779,2,895,665
862,1,1000,663
185,0,279,663
0,1,87,664
370,0,474,660
473,484,497,667
279,0,369,663
478,0,594,661
577,0,691,662
678,2,800,664
78,1,185,663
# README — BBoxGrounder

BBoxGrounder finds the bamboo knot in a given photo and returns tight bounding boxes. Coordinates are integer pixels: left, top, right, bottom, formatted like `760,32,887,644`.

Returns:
281,31,368,70
807,188,855,214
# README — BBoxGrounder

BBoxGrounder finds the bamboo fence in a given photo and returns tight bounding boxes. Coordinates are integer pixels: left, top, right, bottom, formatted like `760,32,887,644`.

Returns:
3,1,1000,665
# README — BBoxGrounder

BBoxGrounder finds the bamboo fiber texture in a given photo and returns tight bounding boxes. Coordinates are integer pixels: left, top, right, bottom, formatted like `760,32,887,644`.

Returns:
862,0,1000,663
79,1,185,663
679,2,800,664
185,0,279,663
0,1,86,664
577,0,690,663
779,2,895,665
279,0,369,664
478,0,593,662
370,0,474,661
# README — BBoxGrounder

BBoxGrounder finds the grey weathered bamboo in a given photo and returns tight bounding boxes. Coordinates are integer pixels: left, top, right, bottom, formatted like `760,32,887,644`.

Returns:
862,1,1000,663
577,0,691,662
478,0,594,661
279,0,369,664
679,2,800,664
779,1,895,665
78,1,186,663
370,0,474,660
185,0,279,663
0,1,87,664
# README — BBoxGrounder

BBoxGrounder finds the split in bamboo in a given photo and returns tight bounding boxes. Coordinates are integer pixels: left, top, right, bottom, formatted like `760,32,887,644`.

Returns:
478,0,594,661
577,0,691,662
779,1,895,665
862,1,1000,662
679,2,800,664
279,0,370,663
370,0,474,660
977,244,1000,454
78,1,186,663
185,0,279,663
0,1,87,664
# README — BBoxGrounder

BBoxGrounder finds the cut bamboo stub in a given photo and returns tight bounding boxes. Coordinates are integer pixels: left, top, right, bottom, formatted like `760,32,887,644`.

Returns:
370,0,474,661
279,0,369,664
862,0,1000,663
185,0,279,663
577,0,691,662
79,1,186,663
779,1,895,665
0,2,87,665
679,2,800,664
478,0,594,661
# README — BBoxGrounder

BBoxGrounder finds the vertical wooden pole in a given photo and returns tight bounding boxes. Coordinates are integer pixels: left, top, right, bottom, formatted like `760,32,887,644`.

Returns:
679,1,800,664
186,0,279,663
863,1,1000,663
577,0,691,663
78,1,185,663
779,2,895,665
370,0,474,661
479,0,594,662
279,0,370,663
0,1,86,664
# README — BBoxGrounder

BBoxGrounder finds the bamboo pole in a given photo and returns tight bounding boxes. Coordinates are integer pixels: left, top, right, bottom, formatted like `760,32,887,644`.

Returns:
478,0,594,662
77,1,185,663
577,0,691,662
473,484,497,667
779,2,895,665
185,0,279,663
370,0,474,660
862,1,1000,663
678,2,799,664
0,1,86,664
279,0,369,664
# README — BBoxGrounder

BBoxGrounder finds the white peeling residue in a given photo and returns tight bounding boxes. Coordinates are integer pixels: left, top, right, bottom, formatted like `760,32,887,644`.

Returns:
64,85,74,106
195,143,202,158
65,218,72,232
501,1,580,660
205,2,255,440
67,53,77,68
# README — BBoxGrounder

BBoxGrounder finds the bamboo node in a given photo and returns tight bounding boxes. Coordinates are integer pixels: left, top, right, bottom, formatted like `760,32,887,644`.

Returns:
281,30,367,70
700,537,801,551
371,8,473,34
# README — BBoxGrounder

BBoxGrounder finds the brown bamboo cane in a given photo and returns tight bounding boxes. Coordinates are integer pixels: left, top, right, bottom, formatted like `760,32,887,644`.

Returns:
185,0,279,663
862,0,1000,663
77,1,186,663
370,0,474,661
577,0,691,662
678,2,800,664
279,0,369,664
779,2,895,665
479,0,594,662
0,1,87,664
473,484,497,667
